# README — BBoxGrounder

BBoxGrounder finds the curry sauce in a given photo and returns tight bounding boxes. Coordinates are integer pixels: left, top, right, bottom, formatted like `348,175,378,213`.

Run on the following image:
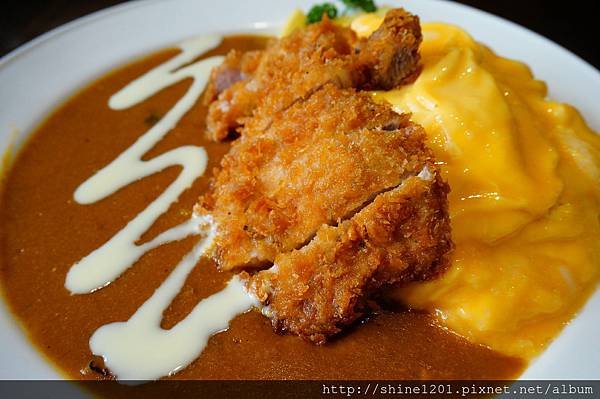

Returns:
0,35,524,380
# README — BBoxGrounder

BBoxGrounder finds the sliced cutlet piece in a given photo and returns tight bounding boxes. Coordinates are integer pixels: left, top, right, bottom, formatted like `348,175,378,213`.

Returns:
204,8,422,141
246,170,452,344
195,84,432,271
205,17,360,141
202,49,263,106
357,8,423,90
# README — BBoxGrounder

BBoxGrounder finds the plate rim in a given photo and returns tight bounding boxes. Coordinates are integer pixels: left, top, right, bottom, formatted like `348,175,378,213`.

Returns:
0,0,598,380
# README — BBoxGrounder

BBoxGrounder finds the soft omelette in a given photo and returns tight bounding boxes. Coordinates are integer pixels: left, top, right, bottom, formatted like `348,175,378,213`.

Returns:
309,12,600,359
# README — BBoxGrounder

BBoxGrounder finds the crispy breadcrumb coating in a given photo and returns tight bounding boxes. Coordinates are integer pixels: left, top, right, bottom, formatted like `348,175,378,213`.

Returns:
196,8,452,343
196,84,433,271
204,8,421,141
357,8,423,90
247,172,451,343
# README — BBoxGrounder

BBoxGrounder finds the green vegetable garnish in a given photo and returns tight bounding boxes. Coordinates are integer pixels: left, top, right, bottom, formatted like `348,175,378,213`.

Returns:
341,0,377,12
306,3,339,24
306,0,378,24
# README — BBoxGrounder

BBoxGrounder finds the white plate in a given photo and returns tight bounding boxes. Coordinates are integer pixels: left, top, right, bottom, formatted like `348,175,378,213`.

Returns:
1,0,599,380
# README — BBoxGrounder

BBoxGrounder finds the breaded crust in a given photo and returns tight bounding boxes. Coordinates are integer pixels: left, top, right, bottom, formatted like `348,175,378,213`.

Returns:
357,8,423,90
196,84,433,271
205,18,360,141
204,8,421,141
247,172,451,344
196,8,452,344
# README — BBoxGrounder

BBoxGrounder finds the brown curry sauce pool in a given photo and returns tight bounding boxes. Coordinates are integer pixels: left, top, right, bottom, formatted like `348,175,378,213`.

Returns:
0,35,523,380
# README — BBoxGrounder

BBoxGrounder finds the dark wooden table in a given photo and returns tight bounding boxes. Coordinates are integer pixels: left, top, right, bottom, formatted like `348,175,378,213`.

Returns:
2,0,599,69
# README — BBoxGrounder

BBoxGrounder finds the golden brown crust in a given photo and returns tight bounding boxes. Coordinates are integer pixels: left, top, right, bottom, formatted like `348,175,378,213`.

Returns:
196,84,433,271
196,8,452,343
205,18,360,141
247,172,451,344
357,8,422,90
202,49,263,107
204,8,422,141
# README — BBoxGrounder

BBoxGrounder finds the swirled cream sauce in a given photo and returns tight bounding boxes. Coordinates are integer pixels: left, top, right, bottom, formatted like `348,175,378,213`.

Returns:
0,34,523,382
63,35,260,381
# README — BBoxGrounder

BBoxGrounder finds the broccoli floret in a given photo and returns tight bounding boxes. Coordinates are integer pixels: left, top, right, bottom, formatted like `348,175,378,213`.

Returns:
306,3,339,24
341,0,377,12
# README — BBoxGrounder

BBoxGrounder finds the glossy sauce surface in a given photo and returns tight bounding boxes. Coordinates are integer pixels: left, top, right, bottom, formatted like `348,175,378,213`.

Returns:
0,35,522,380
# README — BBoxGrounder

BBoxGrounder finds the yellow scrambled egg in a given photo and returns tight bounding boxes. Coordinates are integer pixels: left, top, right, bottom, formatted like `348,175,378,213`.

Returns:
288,11,600,359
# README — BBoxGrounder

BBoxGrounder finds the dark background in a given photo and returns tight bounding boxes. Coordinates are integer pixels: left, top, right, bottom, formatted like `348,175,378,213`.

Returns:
1,0,599,69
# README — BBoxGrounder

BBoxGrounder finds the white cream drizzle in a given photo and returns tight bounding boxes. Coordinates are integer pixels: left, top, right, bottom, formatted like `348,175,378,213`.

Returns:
65,35,258,380
90,218,257,381
66,36,223,293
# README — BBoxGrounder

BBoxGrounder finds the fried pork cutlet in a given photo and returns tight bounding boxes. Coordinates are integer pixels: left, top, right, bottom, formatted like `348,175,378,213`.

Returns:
196,8,452,343
247,172,451,344
357,7,422,90
196,84,452,342
196,84,434,271
204,8,422,141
